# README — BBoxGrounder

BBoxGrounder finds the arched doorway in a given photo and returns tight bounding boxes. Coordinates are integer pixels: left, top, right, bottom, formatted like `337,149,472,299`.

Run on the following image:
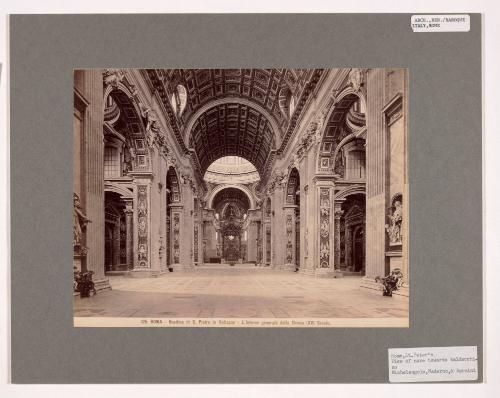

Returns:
352,226,365,272
104,191,127,273
209,187,251,264
285,167,300,270
338,193,366,274
166,167,181,268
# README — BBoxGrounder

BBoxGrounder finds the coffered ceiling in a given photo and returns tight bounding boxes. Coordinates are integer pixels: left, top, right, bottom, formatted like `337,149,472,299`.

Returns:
158,68,312,130
190,102,274,175
146,68,325,181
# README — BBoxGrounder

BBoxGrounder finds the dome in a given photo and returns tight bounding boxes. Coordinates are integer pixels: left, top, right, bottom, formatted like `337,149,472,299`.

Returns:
204,156,260,184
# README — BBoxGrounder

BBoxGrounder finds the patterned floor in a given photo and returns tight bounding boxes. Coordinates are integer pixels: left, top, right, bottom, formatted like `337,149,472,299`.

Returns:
74,266,409,320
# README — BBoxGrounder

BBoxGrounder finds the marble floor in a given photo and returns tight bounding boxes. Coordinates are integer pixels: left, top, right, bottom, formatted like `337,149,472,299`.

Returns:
74,265,409,322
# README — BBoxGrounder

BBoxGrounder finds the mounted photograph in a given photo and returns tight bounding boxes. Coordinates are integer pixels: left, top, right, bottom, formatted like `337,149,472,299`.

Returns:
73,68,409,327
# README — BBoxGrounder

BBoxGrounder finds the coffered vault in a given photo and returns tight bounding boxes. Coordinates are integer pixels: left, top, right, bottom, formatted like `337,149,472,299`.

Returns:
145,68,325,182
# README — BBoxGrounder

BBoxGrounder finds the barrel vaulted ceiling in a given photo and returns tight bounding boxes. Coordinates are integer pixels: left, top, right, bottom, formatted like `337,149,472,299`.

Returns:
190,103,274,175
145,68,325,178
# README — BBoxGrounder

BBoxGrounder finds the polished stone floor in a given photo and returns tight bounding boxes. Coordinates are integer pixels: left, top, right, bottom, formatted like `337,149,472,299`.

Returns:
74,265,409,321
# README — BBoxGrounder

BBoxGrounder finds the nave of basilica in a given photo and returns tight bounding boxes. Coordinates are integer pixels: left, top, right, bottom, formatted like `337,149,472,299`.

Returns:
73,68,408,299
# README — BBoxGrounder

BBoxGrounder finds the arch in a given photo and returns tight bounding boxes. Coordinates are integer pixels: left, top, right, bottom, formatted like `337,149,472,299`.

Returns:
335,185,366,201
166,166,181,203
206,184,256,210
104,182,133,200
316,84,367,173
351,224,365,273
332,135,366,180
285,167,300,205
184,97,283,146
103,80,152,170
331,132,357,168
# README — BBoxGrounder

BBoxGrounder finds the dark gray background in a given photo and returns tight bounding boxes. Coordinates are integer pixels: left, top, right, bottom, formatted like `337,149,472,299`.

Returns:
10,14,482,383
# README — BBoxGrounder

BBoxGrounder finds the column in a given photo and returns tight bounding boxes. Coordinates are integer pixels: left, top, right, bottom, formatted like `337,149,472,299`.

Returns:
364,68,387,281
112,221,121,270
83,69,108,289
315,178,335,276
271,186,286,268
169,203,192,270
345,226,352,270
247,220,258,263
135,183,151,270
124,203,133,270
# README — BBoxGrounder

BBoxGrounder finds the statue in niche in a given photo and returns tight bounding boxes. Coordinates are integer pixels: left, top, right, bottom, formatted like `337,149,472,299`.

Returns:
385,199,403,244
73,193,90,247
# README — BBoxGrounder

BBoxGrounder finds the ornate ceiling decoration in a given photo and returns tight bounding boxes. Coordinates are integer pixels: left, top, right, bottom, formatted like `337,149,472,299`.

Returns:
190,102,275,175
144,68,326,183
158,69,313,131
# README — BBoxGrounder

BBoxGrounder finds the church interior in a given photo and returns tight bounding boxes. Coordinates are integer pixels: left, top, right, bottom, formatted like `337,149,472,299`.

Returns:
73,68,409,316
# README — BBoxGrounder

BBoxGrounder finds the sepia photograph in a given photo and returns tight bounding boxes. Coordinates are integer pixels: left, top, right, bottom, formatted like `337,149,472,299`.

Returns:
73,68,409,327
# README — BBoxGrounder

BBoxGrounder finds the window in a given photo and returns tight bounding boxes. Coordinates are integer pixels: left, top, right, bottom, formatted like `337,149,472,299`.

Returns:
171,85,188,116
177,85,187,116
104,146,120,178
289,96,296,117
